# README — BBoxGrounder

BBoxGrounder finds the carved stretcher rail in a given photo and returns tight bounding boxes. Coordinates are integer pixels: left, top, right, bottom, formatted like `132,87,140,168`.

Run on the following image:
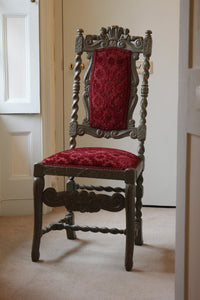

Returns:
41,218,140,236
41,219,140,236
75,184,125,193
42,223,126,235
42,188,125,212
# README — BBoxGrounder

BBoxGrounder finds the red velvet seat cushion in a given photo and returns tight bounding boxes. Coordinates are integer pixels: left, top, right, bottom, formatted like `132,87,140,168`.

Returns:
42,147,141,170
89,47,131,130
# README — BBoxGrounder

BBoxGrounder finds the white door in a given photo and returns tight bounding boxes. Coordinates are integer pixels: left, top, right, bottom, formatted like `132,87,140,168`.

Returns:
63,0,179,206
176,0,200,299
0,0,42,216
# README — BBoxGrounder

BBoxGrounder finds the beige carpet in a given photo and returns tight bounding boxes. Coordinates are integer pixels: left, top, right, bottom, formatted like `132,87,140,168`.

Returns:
0,207,175,300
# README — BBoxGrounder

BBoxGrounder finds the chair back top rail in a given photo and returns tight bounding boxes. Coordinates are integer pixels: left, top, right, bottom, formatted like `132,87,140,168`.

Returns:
75,26,151,55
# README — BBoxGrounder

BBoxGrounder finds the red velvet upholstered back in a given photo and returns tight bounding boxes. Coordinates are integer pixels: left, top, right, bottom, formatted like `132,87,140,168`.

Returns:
89,47,131,130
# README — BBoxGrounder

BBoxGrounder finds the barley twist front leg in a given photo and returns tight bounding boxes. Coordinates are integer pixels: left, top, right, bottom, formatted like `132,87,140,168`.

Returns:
31,176,44,261
135,174,143,245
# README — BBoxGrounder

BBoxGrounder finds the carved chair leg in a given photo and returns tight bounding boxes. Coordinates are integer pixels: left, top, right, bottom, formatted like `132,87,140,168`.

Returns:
65,211,77,240
125,183,135,271
31,176,44,262
65,178,77,239
135,174,143,246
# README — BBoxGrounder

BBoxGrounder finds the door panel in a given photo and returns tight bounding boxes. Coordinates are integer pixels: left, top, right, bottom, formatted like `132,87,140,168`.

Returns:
0,0,40,113
0,115,42,215
0,115,41,199
0,0,41,216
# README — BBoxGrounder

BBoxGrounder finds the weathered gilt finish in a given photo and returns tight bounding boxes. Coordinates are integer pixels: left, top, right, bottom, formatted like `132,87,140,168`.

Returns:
32,26,152,271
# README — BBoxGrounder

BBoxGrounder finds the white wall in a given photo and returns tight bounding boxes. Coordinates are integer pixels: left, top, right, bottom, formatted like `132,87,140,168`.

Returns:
64,0,180,206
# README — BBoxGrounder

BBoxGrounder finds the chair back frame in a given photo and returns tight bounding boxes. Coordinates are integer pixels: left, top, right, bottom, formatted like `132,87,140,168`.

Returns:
69,26,152,160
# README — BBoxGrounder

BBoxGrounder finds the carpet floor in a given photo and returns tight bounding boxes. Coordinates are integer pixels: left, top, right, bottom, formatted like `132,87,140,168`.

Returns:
0,207,175,300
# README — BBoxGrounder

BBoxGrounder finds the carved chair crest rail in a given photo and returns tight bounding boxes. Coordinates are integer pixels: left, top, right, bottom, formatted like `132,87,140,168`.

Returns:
32,25,152,271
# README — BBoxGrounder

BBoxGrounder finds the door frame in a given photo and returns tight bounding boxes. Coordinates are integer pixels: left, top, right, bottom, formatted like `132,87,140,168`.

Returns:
175,0,189,291
39,0,64,190
176,0,200,298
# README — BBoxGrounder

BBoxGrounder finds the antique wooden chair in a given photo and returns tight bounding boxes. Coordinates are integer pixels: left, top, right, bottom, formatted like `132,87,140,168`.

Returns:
31,26,152,271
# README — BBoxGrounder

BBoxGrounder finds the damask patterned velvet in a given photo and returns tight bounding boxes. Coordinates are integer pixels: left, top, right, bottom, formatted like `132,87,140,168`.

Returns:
42,147,141,170
89,47,131,130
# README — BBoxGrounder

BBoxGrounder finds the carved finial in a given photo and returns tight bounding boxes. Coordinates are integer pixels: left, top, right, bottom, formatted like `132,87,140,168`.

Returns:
144,30,152,57
77,28,84,35
117,27,123,37
106,26,112,37
121,28,130,40
123,28,129,35
100,27,106,35
145,30,152,36
75,29,84,54
99,27,107,40
106,26,124,39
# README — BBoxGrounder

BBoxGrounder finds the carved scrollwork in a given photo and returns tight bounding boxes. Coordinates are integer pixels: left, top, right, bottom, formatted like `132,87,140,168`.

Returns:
128,119,136,128
96,129,108,138
100,40,109,48
85,35,95,46
77,124,139,139
130,128,137,139
82,118,89,126
85,36,102,50
134,38,143,49
42,188,125,213
83,26,144,53
76,123,145,141
43,188,64,207
109,39,117,47
117,40,126,48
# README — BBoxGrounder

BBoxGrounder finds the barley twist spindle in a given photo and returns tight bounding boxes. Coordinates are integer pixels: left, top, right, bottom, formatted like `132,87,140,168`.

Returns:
69,29,84,149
